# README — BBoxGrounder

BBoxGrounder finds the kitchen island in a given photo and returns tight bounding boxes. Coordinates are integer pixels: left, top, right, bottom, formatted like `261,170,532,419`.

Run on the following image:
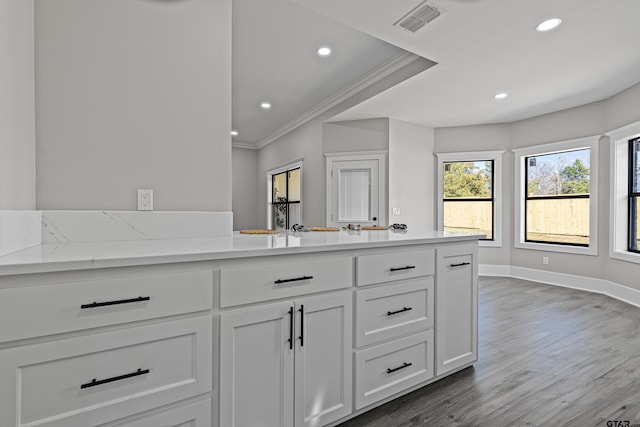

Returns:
0,229,480,427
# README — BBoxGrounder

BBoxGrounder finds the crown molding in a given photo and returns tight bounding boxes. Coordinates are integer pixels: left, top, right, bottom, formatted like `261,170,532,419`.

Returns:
255,51,421,150
231,142,259,150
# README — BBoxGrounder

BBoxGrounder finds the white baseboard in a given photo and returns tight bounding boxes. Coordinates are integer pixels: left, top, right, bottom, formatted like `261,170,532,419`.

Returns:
480,264,640,308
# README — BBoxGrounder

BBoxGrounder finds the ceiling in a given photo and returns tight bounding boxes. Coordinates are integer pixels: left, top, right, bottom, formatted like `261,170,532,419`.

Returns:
231,0,406,147
233,0,640,147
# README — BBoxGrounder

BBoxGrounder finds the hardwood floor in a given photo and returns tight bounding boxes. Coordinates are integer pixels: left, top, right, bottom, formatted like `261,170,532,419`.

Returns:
339,276,640,427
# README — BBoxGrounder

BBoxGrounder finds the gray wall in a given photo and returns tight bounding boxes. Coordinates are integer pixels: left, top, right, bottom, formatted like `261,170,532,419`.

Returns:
0,0,35,210
256,57,434,228
257,118,391,229
323,119,389,153
232,147,258,230
508,102,607,280
258,117,325,227
435,81,640,291
389,119,434,231
603,82,640,289
34,0,232,211
433,124,512,266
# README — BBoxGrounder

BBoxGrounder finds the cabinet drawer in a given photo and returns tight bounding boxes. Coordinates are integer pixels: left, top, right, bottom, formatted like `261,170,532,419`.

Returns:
354,331,434,410
220,256,352,307
356,249,434,286
356,278,433,347
0,316,212,427
102,398,211,427
0,270,213,343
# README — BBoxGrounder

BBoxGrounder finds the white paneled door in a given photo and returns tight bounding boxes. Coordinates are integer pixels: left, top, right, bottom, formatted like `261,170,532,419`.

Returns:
330,159,380,228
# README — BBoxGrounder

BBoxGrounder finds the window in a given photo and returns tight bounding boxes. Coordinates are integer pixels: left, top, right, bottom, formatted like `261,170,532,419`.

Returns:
443,161,494,239
609,121,640,263
267,161,302,230
629,138,640,253
525,148,590,246
514,136,598,255
436,151,503,247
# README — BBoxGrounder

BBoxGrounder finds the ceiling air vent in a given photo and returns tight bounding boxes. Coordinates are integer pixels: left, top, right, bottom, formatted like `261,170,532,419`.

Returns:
394,1,441,33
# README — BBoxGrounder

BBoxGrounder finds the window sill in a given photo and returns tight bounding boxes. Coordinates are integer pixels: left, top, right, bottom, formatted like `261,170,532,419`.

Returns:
610,250,640,264
514,240,597,256
479,240,501,248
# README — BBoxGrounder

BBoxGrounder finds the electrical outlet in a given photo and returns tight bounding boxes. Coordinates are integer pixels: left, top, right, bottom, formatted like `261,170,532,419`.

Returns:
542,256,549,265
137,189,153,211
392,207,401,215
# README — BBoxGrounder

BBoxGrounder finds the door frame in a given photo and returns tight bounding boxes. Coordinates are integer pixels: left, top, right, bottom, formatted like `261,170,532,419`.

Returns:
324,151,387,227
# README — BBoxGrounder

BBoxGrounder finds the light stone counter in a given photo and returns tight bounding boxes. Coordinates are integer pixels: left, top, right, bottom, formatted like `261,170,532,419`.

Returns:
0,230,482,276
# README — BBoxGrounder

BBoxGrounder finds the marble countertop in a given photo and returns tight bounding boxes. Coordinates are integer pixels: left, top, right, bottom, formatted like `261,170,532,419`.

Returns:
0,230,483,276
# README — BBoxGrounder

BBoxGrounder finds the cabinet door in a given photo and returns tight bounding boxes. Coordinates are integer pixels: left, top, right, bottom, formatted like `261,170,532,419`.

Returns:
220,302,295,427
435,243,478,376
294,291,353,427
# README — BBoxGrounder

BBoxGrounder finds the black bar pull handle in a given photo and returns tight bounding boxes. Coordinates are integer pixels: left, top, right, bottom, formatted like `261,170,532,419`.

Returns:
450,262,471,268
298,304,304,347
287,306,294,350
389,266,415,272
80,368,149,389
81,296,150,309
386,362,412,374
387,307,413,316
274,275,314,285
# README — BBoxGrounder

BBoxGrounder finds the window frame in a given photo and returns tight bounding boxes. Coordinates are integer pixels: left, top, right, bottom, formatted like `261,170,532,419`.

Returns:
513,136,599,255
608,120,640,264
524,148,591,247
628,138,640,253
436,150,504,248
267,159,303,230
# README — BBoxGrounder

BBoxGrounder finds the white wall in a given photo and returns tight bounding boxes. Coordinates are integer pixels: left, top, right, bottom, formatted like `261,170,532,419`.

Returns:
34,0,232,211
389,119,434,231
232,147,258,230
0,0,35,210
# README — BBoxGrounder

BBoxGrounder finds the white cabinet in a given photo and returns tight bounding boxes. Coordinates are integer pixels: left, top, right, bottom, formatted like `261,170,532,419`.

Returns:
435,243,478,376
353,250,436,410
0,267,214,427
355,278,434,347
356,249,434,286
220,291,352,427
0,270,213,344
0,316,212,427
354,331,434,409
219,256,352,307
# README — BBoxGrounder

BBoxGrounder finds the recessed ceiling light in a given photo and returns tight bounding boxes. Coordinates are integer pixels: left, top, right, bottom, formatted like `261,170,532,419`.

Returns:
317,47,331,57
230,130,238,136
536,17,562,32
494,93,508,100
260,102,271,110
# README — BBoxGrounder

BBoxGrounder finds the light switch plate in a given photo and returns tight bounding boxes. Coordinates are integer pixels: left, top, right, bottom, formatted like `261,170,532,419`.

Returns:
137,189,153,211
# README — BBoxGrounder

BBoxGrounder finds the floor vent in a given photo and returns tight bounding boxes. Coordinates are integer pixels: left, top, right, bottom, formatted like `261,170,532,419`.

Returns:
394,1,442,33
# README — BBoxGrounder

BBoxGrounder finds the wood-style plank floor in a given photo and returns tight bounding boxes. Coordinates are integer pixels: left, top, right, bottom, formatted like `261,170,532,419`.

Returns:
338,276,640,427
